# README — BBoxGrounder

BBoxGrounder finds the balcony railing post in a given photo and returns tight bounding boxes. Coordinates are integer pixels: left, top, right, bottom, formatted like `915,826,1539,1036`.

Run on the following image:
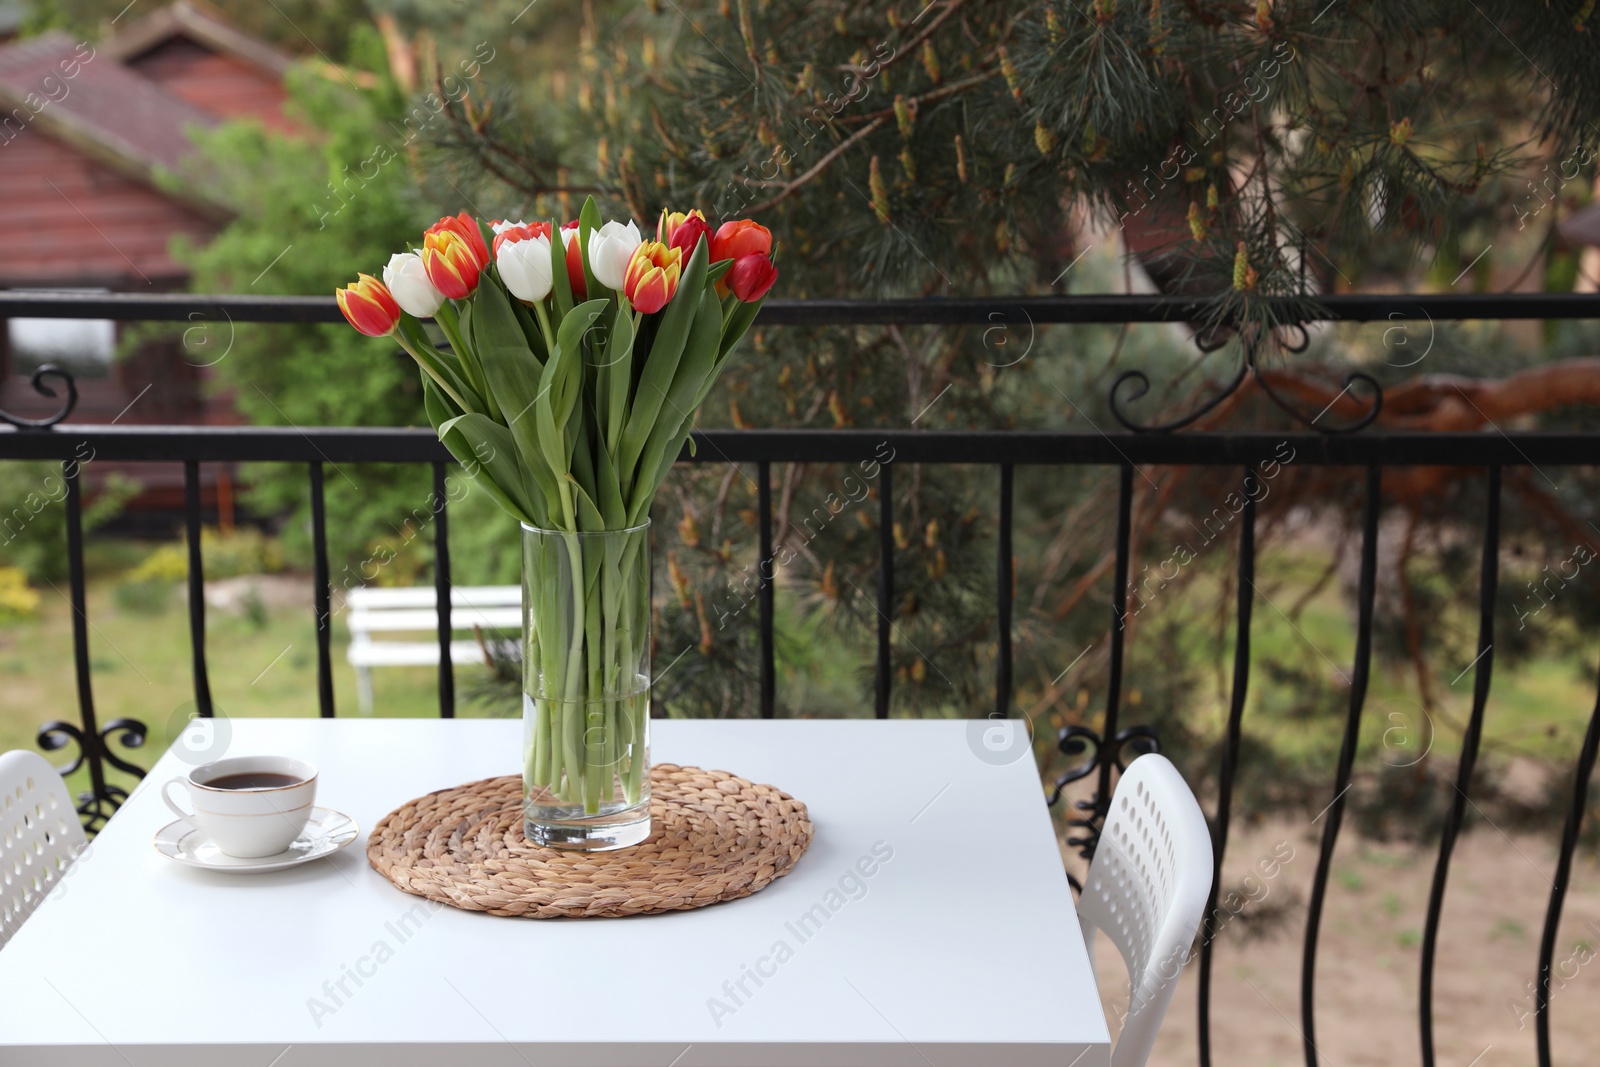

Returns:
1095,463,1135,815
183,460,213,718
433,462,455,719
1301,464,1382,1067
309,462,335,717
875,460,894,719
757,460,775,719
62,460,104,804
34,456,149,834
995,463,1014,720
1197,464,1259,1067
1419,466,1500,1067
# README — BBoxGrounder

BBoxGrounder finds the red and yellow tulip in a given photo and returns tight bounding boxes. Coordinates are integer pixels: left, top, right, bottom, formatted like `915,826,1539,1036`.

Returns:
426,212,489,271
421,228,485,300
335,274,401,337
623,241,682,314
659,209,711,256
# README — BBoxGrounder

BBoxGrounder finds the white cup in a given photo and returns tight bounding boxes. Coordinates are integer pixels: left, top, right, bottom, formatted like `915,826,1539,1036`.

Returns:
162,756,318,858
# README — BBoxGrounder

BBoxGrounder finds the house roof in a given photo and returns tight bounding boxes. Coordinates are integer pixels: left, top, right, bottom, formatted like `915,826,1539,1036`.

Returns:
0,30,233,220
103,0,293,77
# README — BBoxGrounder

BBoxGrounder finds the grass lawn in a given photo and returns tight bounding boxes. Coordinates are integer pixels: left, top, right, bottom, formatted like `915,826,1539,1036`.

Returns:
0,569,504,808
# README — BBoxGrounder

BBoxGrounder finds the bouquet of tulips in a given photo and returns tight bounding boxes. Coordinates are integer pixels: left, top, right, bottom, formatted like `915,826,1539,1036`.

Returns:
336,197,775,822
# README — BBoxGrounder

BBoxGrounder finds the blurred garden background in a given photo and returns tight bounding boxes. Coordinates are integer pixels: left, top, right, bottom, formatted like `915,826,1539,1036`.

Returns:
5,0,1600,1061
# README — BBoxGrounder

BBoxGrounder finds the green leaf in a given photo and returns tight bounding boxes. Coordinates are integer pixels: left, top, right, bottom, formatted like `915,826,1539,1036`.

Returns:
718,296,763,362
555,299,610,428
626,287,724,520
471,279,560,513
511,298,549,366
570,411,599,502
615,236,710,490
706,259,734,284
437,410,540,526
567,474,605,532
631,427,695,528
548,217,574,319
577,195,614,304
603,303,636,452
423,376,455,429
534,348,571,487
434,300,494,419
594,437,626,529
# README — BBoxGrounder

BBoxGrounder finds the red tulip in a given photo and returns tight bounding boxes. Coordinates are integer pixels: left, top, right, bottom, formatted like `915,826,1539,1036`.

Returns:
710,219,772,262
335,274,400,337
727,253,778,302
560,220,587,299
425,212,489,272
421,229,484,300
623,241,683,314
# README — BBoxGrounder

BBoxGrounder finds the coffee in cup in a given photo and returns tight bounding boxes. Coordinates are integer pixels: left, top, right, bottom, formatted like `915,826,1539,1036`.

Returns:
161,756,318,858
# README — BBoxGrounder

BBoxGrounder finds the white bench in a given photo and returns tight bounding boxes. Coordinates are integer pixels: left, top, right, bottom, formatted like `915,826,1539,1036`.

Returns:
344,585,521,713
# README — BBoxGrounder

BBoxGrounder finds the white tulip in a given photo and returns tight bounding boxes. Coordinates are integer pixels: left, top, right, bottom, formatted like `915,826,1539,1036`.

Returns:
492,219,526,234
497,234,554,303
587,220,642,290
382,252,444,318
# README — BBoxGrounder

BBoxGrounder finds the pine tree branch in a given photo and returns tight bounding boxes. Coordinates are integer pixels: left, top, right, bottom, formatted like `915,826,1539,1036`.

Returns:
435,85,611,202
745,65,1001,212
747,116,888,212
837,66,1001,126
837,0,971,81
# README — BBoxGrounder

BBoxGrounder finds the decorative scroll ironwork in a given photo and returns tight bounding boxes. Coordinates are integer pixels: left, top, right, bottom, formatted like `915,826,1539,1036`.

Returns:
36,718,149,835
1110,329,1383,434
1046,722,1161,867
0,363,78,430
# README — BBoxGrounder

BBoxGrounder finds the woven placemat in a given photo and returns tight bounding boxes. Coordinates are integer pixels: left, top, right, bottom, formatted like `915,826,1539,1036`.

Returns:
366,764,813,918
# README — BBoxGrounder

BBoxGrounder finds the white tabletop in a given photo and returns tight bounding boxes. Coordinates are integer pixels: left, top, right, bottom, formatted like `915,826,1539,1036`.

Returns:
0,718,1109,1067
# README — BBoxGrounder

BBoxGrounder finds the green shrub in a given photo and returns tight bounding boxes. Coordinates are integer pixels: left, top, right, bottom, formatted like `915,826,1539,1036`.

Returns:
127,526,284,584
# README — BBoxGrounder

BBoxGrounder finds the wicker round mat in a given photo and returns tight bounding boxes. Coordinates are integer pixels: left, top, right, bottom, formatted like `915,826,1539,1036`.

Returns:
366,764,813,918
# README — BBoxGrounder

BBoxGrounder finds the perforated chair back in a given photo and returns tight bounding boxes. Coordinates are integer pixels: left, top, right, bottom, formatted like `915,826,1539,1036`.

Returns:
0,750,86,949
1077,753,1214,1067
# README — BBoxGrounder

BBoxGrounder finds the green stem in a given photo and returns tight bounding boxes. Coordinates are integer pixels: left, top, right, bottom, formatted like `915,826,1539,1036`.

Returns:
525,522,650,821
600,562,620,808
435,302,502,423
394,333,472,412
531,299,558,355
583,576,604,814
555,484,587,804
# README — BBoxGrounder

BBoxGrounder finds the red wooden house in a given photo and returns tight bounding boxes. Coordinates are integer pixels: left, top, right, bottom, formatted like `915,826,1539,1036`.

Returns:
0,2,294,509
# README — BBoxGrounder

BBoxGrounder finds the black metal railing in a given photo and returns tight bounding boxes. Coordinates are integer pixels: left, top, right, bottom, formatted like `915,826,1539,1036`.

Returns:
2,290,1600,1067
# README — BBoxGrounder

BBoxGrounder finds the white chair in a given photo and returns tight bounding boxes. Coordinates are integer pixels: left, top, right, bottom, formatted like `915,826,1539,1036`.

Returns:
1,750,87,949
1077,753,1214,1067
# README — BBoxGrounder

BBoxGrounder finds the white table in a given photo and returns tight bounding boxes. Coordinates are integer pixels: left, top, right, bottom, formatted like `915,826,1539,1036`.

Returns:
0,719,1110,1066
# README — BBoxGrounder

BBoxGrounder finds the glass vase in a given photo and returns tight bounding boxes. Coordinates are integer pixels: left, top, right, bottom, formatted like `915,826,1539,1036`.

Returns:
520,520,652,850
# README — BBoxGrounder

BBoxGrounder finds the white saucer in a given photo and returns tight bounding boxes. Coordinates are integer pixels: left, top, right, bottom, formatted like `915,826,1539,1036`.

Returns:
154,807,360,873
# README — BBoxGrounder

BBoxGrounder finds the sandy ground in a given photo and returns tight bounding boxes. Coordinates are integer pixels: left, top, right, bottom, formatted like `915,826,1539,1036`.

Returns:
1076,817,1600,1067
